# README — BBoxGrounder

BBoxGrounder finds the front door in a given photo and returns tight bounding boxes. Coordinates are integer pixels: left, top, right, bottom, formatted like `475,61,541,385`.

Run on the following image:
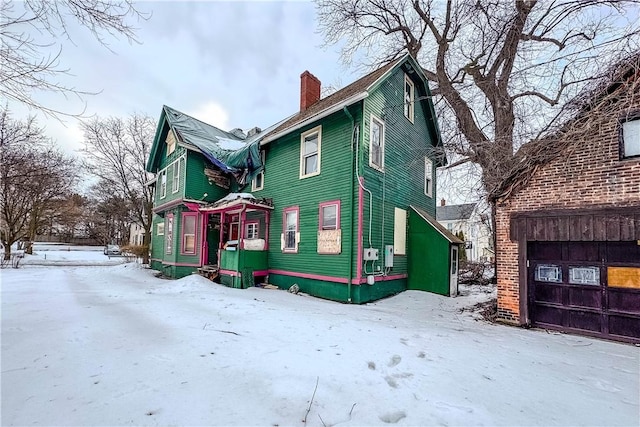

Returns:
450,246,459,297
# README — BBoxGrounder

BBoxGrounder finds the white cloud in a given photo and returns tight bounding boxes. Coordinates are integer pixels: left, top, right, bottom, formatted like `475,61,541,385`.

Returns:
189,102,231,131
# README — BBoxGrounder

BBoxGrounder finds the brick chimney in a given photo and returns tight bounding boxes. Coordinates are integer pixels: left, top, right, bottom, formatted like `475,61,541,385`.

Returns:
441,198,446,206
300,71,321,111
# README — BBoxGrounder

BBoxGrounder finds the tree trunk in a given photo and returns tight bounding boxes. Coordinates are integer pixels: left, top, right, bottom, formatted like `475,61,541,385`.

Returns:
142,229,150,264
4,243,11,261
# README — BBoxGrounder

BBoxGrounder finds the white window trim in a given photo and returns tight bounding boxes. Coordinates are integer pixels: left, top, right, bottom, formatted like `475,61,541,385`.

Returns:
246,222,259,239
369,114,385,171
160,171,167,199
299,126,322,179
424,157,433,197
156,223,165,236
172,158,180,193
404,74,415,123
252,151,265,191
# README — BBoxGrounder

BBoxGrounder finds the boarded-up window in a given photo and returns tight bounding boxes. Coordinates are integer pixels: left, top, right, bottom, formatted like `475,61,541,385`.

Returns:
394,207,407,255
166,130,176,156
156,223,164,236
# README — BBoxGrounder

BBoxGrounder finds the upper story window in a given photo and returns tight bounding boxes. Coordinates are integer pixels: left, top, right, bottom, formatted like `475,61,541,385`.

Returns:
369,115,385,170
172,159,180,193
424,157,433,197
252,150,265,191
621,116,640,159
160,171,167,199
404,74,415,123
300,126,321,178
166,129,176,156
319,201,340,230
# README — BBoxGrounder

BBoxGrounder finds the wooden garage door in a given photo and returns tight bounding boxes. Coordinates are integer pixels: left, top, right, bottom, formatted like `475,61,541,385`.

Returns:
528,241,640,343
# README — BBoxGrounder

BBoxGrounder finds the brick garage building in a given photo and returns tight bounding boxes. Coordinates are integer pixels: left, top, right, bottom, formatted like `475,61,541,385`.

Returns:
492,55,640,343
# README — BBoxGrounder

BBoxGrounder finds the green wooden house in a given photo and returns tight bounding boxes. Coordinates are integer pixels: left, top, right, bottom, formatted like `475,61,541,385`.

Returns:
146,53,461,303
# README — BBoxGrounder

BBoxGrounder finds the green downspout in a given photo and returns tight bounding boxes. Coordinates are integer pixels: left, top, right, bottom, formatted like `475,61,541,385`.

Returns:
343,106,355,303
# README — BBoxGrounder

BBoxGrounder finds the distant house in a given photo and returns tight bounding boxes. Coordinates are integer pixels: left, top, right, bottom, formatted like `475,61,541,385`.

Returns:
436,200,493,262
146,53,462,303
491,54,640,343
129,222,144,246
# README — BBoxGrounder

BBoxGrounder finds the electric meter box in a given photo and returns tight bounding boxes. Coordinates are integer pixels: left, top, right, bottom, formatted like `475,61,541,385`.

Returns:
363,248,379,261
384,245,394,267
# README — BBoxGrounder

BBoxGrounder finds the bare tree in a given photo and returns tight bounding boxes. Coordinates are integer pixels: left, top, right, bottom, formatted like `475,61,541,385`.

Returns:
82,114,155,263
0,0,148,118
0,108,78,259
316,0,640,196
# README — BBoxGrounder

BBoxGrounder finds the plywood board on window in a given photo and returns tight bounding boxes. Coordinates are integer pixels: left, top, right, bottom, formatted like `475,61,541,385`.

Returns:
317,229,341,254
608,267,640,289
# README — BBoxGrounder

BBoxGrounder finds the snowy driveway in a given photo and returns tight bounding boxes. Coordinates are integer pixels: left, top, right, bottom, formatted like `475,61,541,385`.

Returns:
2,263,639,426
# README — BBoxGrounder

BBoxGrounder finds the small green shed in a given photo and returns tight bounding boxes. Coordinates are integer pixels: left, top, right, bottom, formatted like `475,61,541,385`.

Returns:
408,205,464,296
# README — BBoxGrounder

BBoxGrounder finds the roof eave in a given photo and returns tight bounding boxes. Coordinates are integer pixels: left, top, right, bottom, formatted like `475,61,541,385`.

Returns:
261,91,369,145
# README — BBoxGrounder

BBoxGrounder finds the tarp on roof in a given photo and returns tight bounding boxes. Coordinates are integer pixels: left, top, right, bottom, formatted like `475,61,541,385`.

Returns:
163,106,262,181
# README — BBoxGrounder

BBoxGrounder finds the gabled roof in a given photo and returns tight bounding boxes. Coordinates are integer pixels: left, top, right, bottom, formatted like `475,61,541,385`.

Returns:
261,53,443,157
436,203,476,221
411,206,463,244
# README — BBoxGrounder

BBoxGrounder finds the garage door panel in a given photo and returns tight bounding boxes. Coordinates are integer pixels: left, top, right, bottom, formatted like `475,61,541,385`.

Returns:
567,242,600,262
534,284,563,304
567,310,602,332
567,288,601,309
528,242,562,260
608,290,640,314
608,315,640,338
534,304,564,325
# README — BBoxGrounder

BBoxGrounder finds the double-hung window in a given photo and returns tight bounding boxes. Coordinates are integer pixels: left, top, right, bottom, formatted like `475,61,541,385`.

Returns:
160,171,167,199
370,115,385,170
319,201,340,230
246,222,259,239
621,116,640,159
172,159,180,193
424,157,433,197
282,207,299,252
300,126,321,178
181,213,197,255
404,74,415,123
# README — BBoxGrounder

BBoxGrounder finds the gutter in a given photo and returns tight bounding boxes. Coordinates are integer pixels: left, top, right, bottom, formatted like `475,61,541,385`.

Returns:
261,92,369,145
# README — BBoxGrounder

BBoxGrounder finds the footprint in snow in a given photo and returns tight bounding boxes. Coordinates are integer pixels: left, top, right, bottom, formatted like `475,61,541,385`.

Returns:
367,361,376,370
388,355,401,367
379,411,407,424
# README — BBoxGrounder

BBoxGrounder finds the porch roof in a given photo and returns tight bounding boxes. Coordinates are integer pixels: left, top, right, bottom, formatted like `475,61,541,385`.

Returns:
200,193,274,214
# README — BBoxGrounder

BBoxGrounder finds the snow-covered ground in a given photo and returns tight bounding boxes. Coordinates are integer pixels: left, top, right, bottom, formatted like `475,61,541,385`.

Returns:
1,248,638,426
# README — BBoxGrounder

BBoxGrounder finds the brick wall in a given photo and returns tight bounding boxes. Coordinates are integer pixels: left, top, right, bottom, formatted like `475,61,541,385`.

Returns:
495,78,640,324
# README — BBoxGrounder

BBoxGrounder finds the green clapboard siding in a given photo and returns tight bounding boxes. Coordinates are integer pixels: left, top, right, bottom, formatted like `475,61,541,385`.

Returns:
354,66,438,283
252,107,359,283
184,153,229,203
407,209,451,295
268,274,350,302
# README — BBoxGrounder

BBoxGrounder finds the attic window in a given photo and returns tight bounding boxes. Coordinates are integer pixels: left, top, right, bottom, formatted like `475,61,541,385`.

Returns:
404,74,415,123
166,130,176,156
620,116,640,159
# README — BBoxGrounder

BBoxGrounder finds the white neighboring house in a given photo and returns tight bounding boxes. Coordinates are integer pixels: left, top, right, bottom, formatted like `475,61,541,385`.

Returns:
436,200,493,262
129,222,145,246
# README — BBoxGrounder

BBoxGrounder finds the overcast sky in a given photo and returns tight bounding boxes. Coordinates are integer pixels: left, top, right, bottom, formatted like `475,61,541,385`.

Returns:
8,1,361,154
